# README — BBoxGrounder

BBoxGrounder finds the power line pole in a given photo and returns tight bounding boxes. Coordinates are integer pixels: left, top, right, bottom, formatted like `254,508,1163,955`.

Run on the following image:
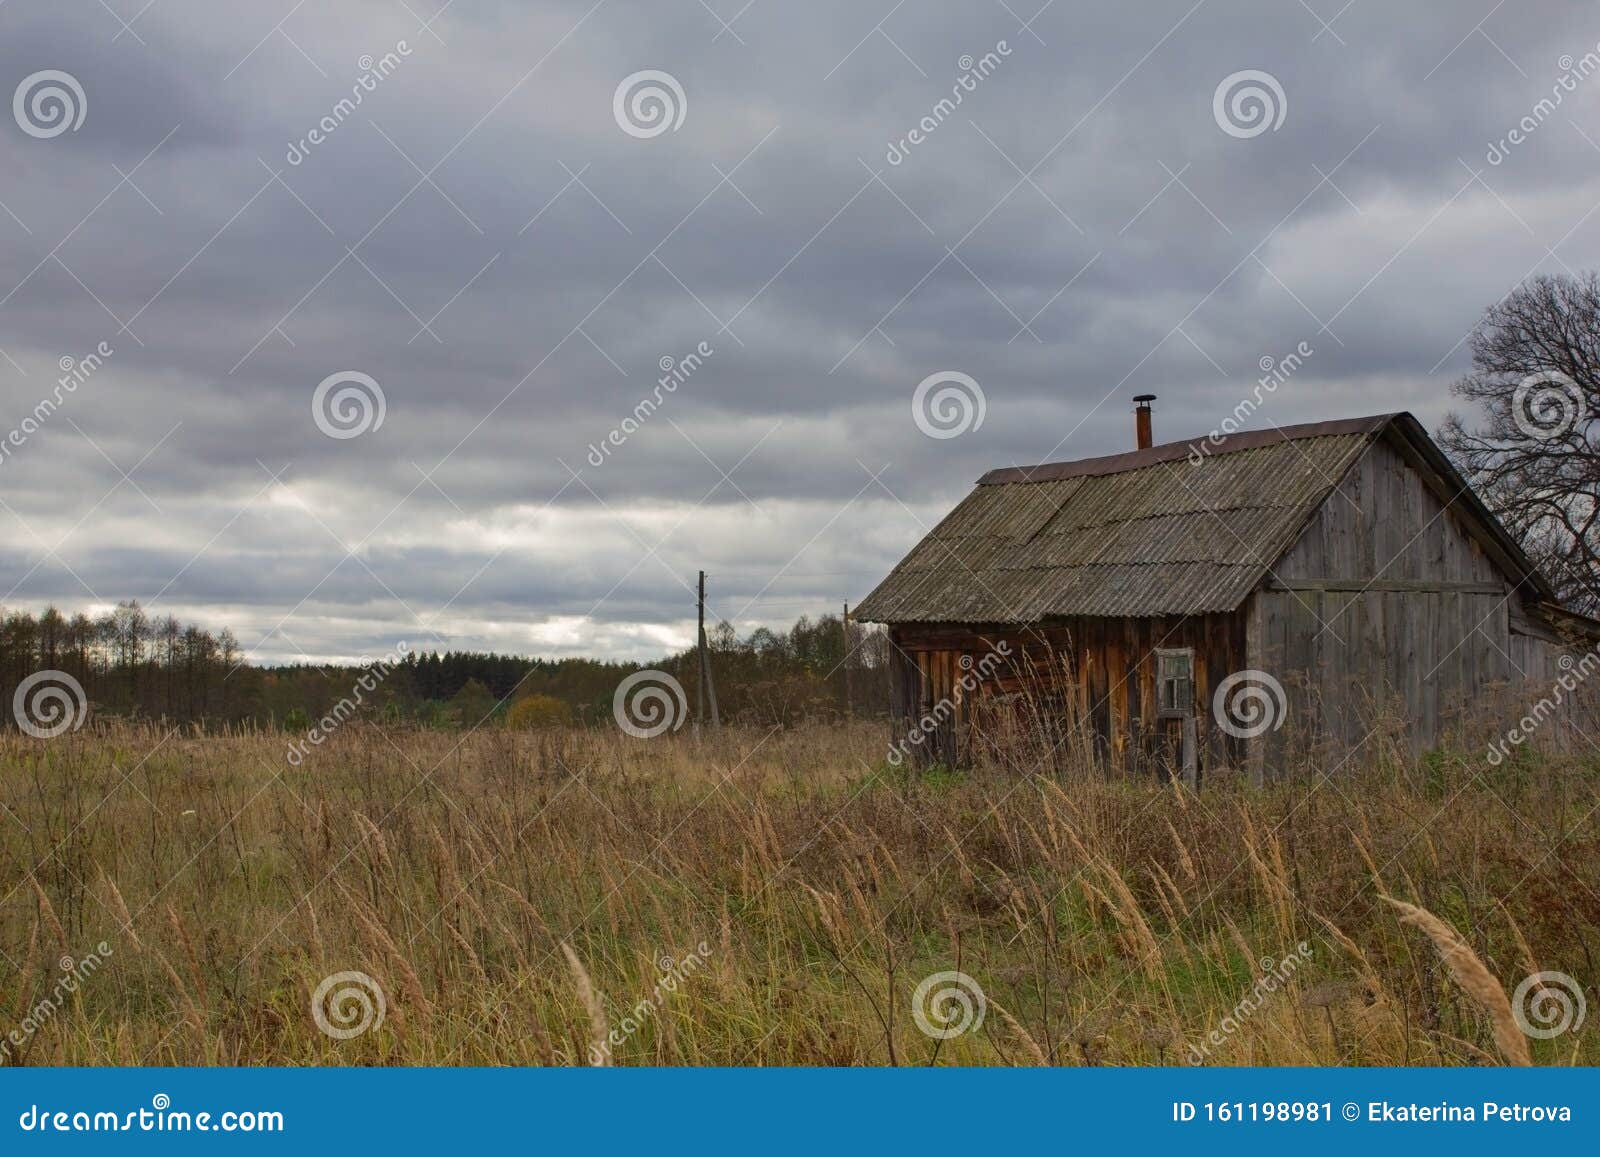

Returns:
697,571,707,731
842,600,853,720
698,571,720,729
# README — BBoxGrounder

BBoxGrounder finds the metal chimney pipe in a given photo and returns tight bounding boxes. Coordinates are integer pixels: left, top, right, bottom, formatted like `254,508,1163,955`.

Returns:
1134,394,1156,450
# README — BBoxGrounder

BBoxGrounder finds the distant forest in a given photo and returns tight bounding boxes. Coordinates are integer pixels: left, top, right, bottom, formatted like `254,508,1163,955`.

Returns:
0,600,890,731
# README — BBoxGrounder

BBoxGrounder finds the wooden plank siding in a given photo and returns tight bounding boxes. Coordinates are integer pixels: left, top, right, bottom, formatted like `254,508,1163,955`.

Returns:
1250,434,1559,767
888,613,1247,778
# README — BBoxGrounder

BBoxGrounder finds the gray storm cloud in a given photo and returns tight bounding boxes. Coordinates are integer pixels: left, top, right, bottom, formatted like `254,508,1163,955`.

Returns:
2,0,1598,661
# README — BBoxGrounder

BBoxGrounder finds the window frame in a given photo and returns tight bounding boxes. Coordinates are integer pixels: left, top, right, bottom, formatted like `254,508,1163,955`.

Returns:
1154,647,1196,720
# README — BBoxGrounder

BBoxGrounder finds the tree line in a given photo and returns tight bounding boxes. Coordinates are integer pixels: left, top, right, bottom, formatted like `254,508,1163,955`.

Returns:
0,600,889,731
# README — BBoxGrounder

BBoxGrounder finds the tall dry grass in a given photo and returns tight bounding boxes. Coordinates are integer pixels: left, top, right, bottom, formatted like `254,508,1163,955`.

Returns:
0,719,1595,1065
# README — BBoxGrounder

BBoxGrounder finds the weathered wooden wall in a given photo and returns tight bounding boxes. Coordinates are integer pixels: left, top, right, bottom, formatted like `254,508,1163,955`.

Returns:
1251,433,1560,766
888,613,1247,776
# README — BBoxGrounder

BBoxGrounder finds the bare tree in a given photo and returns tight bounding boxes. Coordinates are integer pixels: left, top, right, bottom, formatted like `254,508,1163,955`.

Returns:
1440,273,1600,613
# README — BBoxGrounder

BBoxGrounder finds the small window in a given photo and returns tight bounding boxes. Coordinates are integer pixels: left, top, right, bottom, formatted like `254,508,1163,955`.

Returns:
1155,649,1194,719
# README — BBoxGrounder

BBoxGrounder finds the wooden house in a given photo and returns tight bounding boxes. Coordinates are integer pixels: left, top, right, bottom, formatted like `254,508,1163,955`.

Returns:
854,402,1596,780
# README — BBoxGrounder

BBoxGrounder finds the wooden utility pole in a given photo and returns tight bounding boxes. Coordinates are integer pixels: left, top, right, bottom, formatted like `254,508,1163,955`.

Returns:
697,571,720,729
842,601,853,719
696,571,706,731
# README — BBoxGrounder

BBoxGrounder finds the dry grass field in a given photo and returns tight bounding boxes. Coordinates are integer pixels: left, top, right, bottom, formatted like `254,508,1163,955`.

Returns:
0,720,1595,1066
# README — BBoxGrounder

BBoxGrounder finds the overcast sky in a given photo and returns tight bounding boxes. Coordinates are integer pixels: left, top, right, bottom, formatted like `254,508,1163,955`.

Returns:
1,0,1597,663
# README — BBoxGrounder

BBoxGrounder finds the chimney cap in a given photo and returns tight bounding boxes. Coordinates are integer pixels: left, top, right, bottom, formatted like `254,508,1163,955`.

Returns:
1133,393,1157,404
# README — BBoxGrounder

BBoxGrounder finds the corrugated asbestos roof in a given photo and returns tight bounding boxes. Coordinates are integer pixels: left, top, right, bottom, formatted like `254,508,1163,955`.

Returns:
854,416,1390,623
